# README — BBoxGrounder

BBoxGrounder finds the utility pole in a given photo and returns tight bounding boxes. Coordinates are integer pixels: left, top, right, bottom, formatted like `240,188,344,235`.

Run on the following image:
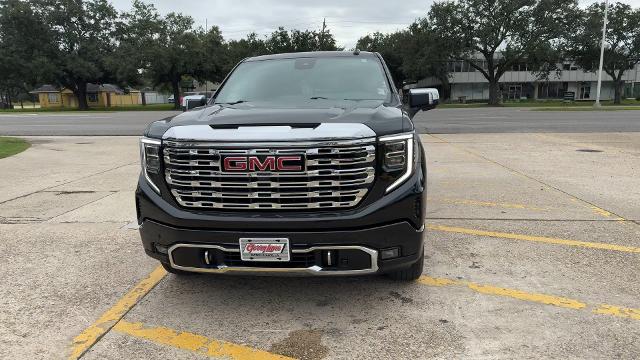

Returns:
319,18,326,50
205,18,208,96
594,0,609,107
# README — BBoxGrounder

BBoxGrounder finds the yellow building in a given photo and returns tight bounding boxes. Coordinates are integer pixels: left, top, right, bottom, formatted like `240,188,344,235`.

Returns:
30,84,142,108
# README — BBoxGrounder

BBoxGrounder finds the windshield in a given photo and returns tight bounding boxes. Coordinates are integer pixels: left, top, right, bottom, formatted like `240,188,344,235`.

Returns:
214,56,392,105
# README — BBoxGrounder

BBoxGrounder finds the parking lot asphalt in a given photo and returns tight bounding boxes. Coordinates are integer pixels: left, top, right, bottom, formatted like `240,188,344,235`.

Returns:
1,128,639,358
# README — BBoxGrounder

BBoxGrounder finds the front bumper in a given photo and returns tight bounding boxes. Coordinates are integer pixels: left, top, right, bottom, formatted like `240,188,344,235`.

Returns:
139,218,424,275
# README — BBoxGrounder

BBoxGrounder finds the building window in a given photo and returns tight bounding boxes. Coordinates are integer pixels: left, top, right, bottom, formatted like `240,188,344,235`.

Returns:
47,93,59,103
87,93,99,103
563,63,571,71
624,82,634,98
454,61,462,72
579,83,591,99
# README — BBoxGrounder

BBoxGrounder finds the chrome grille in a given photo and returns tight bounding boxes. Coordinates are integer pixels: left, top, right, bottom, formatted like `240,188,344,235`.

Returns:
163,140,376,210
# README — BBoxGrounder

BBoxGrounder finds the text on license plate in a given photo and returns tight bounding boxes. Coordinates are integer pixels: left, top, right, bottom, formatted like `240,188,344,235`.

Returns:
239,238,290,262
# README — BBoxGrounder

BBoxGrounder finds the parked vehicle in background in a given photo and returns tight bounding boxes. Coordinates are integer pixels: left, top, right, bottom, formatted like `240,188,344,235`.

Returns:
181,94,207,111
136,51,438,281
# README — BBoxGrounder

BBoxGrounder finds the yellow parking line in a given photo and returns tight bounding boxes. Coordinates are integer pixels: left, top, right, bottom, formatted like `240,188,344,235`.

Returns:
428,224,640,254
428,197,549,211
418,276,640,321
593,304,640,320
113,320,295,359
68,265,167,359
418,276,586,309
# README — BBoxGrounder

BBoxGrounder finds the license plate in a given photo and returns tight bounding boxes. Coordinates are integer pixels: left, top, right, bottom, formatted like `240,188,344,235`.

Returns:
239,238,290,262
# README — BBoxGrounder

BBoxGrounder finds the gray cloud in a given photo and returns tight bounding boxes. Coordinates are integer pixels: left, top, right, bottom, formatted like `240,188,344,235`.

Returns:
110,0,640,49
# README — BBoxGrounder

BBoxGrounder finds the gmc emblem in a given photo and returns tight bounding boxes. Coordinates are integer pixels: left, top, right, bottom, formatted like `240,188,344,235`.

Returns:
221,155,305,172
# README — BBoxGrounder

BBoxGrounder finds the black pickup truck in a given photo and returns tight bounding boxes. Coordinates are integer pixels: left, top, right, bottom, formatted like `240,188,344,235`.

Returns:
136,51,439,280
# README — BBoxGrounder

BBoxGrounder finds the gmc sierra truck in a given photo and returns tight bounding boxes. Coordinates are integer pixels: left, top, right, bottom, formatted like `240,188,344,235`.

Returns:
136,51,439,281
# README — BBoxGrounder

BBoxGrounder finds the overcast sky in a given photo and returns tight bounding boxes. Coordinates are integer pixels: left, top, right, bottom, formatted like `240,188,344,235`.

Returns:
110,0,640,50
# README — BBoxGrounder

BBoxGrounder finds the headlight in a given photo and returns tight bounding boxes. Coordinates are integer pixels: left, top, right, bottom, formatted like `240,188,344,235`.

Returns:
140,137,161,194
379,132,415,193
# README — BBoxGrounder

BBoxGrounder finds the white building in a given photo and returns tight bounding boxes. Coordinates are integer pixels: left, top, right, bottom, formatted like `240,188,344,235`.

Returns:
418,60,640,102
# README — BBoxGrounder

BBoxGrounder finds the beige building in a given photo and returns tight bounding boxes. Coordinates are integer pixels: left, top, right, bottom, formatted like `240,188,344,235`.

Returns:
30,84,142,108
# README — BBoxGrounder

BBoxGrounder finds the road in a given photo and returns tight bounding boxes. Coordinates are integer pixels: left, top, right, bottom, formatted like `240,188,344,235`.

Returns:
0,111,179,136
0,108,639,135
418,108,640,133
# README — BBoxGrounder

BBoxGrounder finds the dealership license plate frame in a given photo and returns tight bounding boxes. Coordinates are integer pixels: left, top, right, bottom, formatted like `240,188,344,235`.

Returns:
239,238,290,262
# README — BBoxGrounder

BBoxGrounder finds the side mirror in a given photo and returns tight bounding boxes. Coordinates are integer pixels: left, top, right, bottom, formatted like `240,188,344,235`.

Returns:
408,88,439,111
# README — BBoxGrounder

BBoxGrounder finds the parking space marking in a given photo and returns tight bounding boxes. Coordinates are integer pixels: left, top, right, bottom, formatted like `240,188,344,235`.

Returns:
428,224,640,254
425,134,633,225
593,304,640,320
427,197,550,211
418,276,640,321
113,320,294,359
68,265,167,359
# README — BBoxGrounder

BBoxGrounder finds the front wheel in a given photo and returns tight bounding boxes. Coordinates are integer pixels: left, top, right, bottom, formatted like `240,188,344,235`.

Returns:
387,252,424,281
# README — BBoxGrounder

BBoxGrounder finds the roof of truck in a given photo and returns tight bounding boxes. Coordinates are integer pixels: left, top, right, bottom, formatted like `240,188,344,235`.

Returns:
245,51,377,62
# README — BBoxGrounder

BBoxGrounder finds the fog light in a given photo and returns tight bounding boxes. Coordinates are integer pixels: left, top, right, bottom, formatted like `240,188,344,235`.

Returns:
380,247,400,260
155,244,168,254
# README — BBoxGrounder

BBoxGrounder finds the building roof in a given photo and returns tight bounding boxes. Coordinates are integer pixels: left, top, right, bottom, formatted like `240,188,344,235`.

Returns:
29,84,60,93
87,83,125,94
30,83,130,94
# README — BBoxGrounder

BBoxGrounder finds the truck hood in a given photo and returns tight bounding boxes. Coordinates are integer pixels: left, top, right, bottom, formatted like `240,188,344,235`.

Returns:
145,101,413,139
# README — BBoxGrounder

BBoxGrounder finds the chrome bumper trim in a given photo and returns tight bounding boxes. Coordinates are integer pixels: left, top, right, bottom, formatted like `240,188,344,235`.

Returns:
167,243,379,276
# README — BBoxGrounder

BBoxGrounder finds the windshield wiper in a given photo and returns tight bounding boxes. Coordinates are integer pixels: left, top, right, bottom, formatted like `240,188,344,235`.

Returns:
309,96,330,100
343,98,383,101
215,100,247,105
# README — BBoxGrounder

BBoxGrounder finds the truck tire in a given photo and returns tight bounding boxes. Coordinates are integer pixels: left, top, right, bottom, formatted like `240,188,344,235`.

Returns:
387,252,424,281
161,262,194,276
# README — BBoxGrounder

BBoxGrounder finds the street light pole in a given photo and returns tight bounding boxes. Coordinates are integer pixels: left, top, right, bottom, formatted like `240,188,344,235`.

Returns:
594,0,609,107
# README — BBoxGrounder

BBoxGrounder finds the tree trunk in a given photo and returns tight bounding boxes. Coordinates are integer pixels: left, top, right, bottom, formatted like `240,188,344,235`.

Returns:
437,74,451,101
141,91,146,106
613,79,623,105
75,82,89,110
488,80,500,106
171,77,181,110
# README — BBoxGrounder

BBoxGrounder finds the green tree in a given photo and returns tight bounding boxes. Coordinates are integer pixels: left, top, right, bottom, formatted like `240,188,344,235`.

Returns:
113,0,163,89
0,0,56,106
566,2,640,104
35,0,118,110
429,0,577,105
356,31,407,87
118,1,226,109
265,27,295,54
264,26,340,54
226,32,268,69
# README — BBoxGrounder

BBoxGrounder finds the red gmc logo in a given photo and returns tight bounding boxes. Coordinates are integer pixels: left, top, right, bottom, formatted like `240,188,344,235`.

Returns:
222,155,305,172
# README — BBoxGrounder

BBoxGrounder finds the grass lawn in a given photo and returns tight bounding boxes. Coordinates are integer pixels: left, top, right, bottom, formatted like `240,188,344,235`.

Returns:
531,106,640,111
0,103,177,112
0,137,30,159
